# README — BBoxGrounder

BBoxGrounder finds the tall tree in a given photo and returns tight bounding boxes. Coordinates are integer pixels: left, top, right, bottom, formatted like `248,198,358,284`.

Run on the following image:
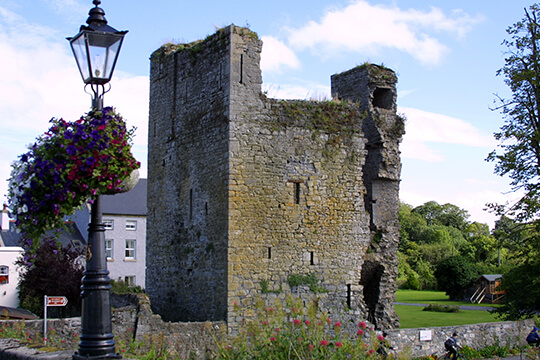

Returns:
487,4,540,221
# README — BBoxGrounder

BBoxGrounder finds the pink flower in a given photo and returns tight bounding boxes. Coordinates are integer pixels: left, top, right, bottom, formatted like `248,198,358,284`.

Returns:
305,320,311,325
262,320,269,325
326,318,331,324
297,337,303,342
334,321,342,328
275,328,280,333
309,344,314,350
293,319,301,326
359,321,367,329
291,307,297,313
270,337,276,342
357,329,365,336
336,342,343,348
368,349,375,355
377,335,385,341
268,307,274,313
320,340,329,346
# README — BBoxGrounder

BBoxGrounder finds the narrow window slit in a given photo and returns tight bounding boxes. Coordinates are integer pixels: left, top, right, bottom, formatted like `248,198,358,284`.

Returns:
189,189,193,220
239,54,244,84
295,183,300,204
267,247,272,259
347,284,352,308
310,251,315,265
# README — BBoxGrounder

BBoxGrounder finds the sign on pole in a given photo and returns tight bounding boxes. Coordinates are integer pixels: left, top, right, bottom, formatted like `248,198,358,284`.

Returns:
44,295,68,343
46,296,68,307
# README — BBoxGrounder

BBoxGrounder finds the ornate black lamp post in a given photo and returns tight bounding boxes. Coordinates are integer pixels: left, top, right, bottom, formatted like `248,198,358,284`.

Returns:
67,1,127,359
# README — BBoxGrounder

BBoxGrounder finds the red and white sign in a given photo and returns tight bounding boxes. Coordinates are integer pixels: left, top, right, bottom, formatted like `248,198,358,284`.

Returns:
46,296,68,307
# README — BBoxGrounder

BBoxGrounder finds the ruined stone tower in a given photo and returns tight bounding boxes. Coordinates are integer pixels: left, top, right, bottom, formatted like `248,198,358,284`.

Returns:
146,25,404,330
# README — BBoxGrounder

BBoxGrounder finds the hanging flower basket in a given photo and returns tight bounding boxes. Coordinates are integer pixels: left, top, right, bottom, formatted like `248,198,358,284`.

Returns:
7,107,140,241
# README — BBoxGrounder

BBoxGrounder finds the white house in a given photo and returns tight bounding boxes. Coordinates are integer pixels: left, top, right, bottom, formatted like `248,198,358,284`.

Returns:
74,179,147,289
0,205,24,308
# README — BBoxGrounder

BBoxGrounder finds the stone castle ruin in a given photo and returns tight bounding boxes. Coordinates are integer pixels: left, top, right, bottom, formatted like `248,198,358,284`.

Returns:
146,25,404,331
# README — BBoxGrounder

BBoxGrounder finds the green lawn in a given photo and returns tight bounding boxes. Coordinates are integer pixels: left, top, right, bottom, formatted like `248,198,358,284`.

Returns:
395,290,502,328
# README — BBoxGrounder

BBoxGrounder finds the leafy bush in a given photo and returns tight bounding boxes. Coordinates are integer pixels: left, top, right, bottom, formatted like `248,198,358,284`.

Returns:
213,295,384,359
422,304,460,313
16,237,83,317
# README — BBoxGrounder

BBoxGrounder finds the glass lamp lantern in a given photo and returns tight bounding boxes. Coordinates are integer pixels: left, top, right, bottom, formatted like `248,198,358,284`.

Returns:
67,0,127,85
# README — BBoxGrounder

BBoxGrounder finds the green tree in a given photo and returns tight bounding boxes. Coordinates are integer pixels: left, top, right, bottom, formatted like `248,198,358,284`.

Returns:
487,4,540,222
435,256,480,300
493,260,540,320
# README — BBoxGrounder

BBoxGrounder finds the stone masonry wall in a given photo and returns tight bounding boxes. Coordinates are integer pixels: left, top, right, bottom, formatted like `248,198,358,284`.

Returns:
147,27,232,322
147,25,404,331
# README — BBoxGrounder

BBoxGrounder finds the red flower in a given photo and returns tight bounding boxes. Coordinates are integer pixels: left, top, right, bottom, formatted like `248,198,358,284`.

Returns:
377,335,385,341
336,342,343,348
334,321,342,328
357,329,365,336
359,321,367,329
270,337,276,342
293,319,301,326
320,340,329,346
305,320,311,325
368,349,375,355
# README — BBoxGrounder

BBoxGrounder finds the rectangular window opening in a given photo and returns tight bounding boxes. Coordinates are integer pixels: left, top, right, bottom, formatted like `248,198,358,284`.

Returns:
267,247,272,259
105,239,113,260
103,219,114,230
295,183,301,204
124,276,135,286
126,220,137,231
310,251,315,265
125,239,136,260
347,284,352,309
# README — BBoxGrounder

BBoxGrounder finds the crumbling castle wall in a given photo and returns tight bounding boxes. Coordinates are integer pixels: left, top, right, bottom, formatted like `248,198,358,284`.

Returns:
147,24,404,331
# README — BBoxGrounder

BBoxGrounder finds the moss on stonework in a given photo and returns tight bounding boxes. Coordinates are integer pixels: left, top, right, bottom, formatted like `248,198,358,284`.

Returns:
270,99,364,135
150,27,231,63
355,62,397,83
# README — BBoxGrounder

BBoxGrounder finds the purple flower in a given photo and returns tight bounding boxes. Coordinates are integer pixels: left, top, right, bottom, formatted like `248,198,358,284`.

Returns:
66,145,77,155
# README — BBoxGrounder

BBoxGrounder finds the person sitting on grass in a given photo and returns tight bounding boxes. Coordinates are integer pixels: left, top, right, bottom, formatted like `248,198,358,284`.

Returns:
526,327,540,347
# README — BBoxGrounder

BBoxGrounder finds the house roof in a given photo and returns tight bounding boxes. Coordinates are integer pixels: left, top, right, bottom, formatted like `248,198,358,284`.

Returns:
0,220,86,249
101,178,147,216
478,274,502,282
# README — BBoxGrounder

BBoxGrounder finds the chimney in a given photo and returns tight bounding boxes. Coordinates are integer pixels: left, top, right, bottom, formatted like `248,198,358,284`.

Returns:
1,204,10,231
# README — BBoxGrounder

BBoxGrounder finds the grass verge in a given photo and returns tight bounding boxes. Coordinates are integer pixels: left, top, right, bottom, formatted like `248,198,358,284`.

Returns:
395,290,502,328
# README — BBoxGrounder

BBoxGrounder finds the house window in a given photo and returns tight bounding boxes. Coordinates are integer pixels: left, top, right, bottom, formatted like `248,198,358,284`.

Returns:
0,266,8,285
126,220,137,231
105,239,113,260
125,239,136,260
124,276,135,286
103,219,114,230
71,239,84,252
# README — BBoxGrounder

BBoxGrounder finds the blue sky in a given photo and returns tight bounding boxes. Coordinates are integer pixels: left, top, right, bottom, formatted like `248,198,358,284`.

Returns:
0,0,533,227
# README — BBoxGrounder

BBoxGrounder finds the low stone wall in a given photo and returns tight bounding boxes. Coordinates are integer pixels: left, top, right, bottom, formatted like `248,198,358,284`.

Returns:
386,319,535,358
0,294,535,359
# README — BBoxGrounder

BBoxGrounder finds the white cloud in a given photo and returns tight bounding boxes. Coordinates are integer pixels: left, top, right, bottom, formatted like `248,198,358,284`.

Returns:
261,36,301,73
286,1,483,65
262,82,330,100
0,6,149,202
400,107,495,162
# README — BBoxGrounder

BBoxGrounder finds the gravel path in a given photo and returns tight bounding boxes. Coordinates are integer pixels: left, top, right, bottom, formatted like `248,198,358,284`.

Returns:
394,302,496,311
